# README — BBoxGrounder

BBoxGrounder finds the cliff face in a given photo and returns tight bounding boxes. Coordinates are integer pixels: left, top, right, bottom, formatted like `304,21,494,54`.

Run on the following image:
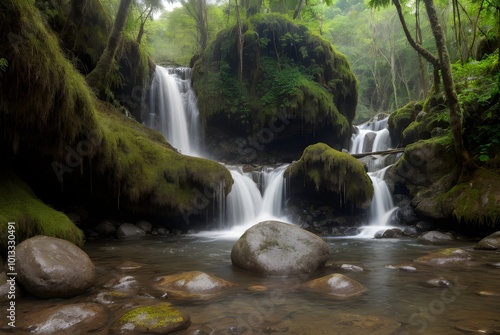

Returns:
192,14,358,164
0,0,232,246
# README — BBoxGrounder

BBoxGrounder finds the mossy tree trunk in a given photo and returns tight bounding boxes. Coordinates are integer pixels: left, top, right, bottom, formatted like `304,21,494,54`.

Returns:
182,0,209,50
423,0,474,174
86,0,133,90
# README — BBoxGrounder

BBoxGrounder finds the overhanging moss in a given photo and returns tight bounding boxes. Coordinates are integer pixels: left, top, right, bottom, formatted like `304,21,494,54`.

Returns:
0,167,84,255
286,143,373,208
0,0,232,237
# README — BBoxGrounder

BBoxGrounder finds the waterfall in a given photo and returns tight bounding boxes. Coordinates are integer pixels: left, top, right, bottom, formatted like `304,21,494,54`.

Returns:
148,66,200,156
350,116,398,237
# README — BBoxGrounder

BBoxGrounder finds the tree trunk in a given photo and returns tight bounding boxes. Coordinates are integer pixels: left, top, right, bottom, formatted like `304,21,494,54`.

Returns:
136,6,154,45
86,0,133,90
293,0,305,19
392,0,441,91
235,0,244,84
423,0,474,173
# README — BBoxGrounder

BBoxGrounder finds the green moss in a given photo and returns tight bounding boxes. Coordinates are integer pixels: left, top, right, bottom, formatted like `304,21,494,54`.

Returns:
443,168,500,227
119,303,186,329
388,102,420,146
0,167,84,255
192,13,357,144
286,143,373,208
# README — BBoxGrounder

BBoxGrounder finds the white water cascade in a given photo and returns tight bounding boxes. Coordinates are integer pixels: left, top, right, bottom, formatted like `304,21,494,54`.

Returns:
148,66,200,156
350,116,399,237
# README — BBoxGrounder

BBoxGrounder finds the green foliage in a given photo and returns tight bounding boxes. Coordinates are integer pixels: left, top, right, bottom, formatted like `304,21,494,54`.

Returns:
286,143,374,208
0,58,7,71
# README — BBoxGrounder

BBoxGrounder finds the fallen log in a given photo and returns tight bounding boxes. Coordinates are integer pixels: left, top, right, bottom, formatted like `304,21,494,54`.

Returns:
351,148,405,159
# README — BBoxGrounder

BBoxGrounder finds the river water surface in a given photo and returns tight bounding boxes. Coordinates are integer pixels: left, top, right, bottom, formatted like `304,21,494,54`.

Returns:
81,235,500,334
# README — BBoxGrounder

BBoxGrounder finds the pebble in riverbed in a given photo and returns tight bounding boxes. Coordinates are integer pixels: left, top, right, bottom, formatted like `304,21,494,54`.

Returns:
302,273,368,299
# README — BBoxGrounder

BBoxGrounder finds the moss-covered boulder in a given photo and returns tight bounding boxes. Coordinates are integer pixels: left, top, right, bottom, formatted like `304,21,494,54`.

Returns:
475,231,500,250
414,248,474,267
286,143,373,210
192,13,357,163
0,0,232,244
113,303,190,334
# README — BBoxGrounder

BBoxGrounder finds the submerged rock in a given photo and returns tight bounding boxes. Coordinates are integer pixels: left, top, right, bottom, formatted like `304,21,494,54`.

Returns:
231,220,330,276
302,273,367,299
375,228,403,238
16,235,95,298
18,303,108,334
153,271,236,300
418,230,454,243
112,303,190,334
475,231,500,250
414,248,474,267
117,223,147,239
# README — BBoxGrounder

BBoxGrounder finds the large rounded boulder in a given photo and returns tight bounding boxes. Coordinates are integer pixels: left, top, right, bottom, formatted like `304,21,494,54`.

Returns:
16,235,95,298
231,221,330,276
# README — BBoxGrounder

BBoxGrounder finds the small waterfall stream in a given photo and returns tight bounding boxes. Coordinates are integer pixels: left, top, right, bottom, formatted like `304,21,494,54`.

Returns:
350,117,398,237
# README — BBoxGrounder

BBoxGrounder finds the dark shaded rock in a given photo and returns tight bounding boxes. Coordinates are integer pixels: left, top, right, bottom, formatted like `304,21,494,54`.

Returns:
94,220,116,236
16,235,95,298
153,271,236,300
396,205,419,225
302,273,367,299
403,226,419,237
17,303,108,334
135,220,153,233
375,228,403,239
421,277,453,288
475,231,500,250
117,223,147,239
418,230,454,243
416,221,435,232
231,221,329,276
112,303,190,334
414,248,474,267
344,227,361,236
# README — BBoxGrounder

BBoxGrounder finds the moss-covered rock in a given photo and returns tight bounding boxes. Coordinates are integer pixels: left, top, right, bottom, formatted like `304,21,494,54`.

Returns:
192,13,357,162
113,303,190,334
286,143,373,210
0,0,232,243
0,168,84,254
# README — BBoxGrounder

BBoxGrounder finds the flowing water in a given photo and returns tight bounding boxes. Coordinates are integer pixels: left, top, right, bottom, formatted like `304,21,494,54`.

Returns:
10,237,500,334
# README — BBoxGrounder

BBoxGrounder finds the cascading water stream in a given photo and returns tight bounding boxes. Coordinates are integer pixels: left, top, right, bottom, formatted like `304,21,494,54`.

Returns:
350,116,399,237
147,66,289,236
148,66,200,157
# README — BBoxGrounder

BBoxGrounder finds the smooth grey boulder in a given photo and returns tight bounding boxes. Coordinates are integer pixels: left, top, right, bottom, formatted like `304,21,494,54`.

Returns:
474,231,500,250
418,230,454,243
116,223,146,239
16,235,95,298
231,220,330,276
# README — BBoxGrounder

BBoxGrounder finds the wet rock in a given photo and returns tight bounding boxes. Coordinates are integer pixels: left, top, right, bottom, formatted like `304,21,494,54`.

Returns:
153,271,236,300
331,264,365,272
157,227,169,235
385,264,417,272
486,262,500,268
476,291,500,297
302,273,367,299
18,303,108,334
112,302,190,334
403,226,419,237
418,230,454,243
103,275,139,296
115,261,144,271
396,205,419,225
247,285,268,292
415,221,435,232
421,277,453,288
231,221,330,276
455,320,500,334
135,220,153,233
94,220,116,237
375,228,403,239
16,235,95,298
344,227,361,236
117,223,147,239
414,248,474,267
474,231,500,250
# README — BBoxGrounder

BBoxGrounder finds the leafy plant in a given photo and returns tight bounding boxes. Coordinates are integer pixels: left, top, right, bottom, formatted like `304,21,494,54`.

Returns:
0,58,7,72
